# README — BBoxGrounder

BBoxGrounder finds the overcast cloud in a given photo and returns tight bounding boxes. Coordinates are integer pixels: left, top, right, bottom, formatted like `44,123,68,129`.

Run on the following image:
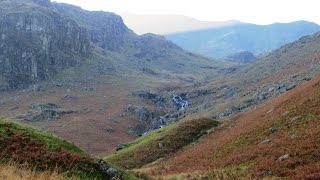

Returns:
52,0,320,24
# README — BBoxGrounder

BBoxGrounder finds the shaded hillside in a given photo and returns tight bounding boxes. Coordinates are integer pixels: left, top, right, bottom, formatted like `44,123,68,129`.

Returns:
239,32,320,85
0,0,91,90
165,21,320,58
122,74,320,179
52,3,233,81
52,2,134,50
0,0,233,91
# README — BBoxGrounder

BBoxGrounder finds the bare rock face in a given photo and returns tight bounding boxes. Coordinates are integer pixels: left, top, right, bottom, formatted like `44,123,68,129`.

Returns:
0,0,91,90
52,3,132,50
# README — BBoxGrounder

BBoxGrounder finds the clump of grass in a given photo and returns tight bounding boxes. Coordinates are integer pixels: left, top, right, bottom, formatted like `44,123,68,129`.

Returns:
0,161,65,180
158,168,249,180
105,118,220,169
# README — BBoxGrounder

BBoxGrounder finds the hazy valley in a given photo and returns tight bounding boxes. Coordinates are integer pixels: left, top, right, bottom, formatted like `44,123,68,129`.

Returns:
0,0,319,179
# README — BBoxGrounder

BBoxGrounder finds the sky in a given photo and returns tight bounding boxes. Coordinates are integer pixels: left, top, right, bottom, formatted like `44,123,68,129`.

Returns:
52,0,320,25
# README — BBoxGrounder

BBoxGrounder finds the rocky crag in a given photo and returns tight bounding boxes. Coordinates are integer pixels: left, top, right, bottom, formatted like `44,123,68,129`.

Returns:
0,0,91,90
0,0,230,91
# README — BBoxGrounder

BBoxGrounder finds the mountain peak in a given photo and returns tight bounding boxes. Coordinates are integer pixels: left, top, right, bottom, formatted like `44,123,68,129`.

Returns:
32,0,50,6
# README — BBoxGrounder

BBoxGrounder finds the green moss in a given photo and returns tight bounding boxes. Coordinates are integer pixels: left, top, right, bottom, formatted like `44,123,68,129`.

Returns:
121,171,141,180
105,118,220,169
237,161,254,172
109,125,176,159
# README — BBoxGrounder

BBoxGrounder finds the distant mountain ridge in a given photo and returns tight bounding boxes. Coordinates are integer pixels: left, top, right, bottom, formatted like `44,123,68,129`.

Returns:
165,21,320,59
121,12,240,35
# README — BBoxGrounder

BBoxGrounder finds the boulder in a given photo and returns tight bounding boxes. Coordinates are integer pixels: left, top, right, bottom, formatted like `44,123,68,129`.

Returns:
285,83,296,91
107,168,119,179
116,144,128,151
132,91,157,100
158,142,164,149
278,154,290,161
258,92,269,101
290,117,299,124
17,103,74,121
269,127,278,133
97,159,120,179
260,139,271,144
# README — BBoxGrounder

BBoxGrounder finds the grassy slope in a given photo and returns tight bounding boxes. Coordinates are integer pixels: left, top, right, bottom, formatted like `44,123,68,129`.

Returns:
130,76,320,179
105,118,220,170
178,31,320,122
0,118,104,179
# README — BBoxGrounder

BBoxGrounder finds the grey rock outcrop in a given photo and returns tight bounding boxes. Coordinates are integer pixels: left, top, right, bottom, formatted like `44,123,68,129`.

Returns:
116,144,128,151
97,159,120,180
16,103,75,121
172,94,188,110
0,0,91,90
0,0,218,92
131,91,157,100
52,3,132,50
278,154,290,161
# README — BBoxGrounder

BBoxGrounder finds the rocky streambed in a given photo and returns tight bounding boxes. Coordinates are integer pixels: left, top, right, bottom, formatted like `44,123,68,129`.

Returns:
125,91,189,135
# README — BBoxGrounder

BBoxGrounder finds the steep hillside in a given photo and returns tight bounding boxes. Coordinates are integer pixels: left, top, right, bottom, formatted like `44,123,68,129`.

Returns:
105,118,219,169
0,118,136,179
0,0,91,90
52,2,233,81
110,32,320,178
165,21,320,58
122,73,320,179
168,31,320,122
0,0,232,91
52,2,134,50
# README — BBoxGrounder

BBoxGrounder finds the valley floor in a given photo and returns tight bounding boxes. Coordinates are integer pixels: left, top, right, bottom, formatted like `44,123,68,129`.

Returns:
0,74,185,155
